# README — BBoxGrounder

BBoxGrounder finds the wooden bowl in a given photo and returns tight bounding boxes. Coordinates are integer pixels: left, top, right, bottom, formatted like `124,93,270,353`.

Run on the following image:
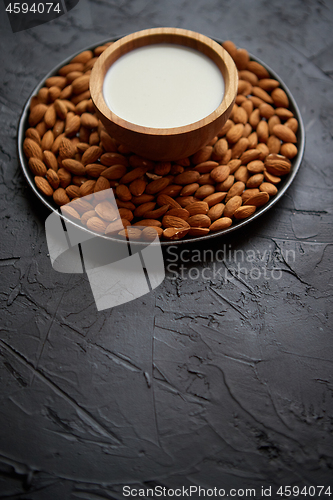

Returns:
90,27,238,161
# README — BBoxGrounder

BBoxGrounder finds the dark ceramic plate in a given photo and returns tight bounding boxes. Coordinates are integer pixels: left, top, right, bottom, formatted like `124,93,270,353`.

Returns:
18,36,305,246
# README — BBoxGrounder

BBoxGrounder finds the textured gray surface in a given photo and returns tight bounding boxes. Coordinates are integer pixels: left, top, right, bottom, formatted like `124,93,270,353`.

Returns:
0,0,333,498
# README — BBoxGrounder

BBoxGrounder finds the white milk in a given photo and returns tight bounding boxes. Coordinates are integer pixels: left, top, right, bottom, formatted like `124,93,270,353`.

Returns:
103,43,225,129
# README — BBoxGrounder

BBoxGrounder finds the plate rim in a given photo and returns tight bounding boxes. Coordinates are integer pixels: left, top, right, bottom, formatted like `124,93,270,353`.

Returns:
17,34,305,247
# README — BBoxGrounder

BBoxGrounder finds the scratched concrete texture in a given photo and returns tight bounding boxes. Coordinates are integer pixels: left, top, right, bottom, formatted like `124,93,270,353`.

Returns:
0,0,333,498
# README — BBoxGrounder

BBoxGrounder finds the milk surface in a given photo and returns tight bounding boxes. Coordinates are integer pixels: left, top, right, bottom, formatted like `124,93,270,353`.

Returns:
103,43,225,129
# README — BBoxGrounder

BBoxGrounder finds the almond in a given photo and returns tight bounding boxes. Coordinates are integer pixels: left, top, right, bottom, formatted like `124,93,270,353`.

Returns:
29,103,48,126
101,164,126,180
159,184,183,198
80,113,99,129
72,74,90,95
191,145,213,164
234,166,249,183
23,138,43,160
173,170,200,185
79,180,96,197
285,118,299,133
53,187,70,206
132,194,155,205
247,61,270,79
82,145,103,164
85,163,106,177
272,124,297,143
263,170,281,184
35,176,53,196
231,137,249,159
203,192,227,206
223,195,243,217
244,191,270,207
246,173,264,188
252,86,273,104
186,214,212,227
59,137,76,159
143,204,170,219
257,120,269,143
71,198,94,214
45,76,67,89
166,208,190,219
44,105,57,129
118,208,134,222
216,175,234,192
280,143,298,159
233,106,248,124
61,205,81,221
258,78,280,91
66,185,81,198
259,182,278,196
187,227,210,237
209,217,233,231
226,123,244,143
128,179,146,196
240,149,261,164
145,177,170,194
264,153,291,176
163,227,189,240
71,50,93,65
28,158,47,176
54,99,68,120
57,167,72,188
180,183,200,196
87,216,108,234
162,215,190,229
225,181,245,202
187,201,209,216
195,184,215,199
234,205,256,219
267,135,281,154
62,159,86,175
156,194,182,209
46,169,60,189
25,127,41,145
193,161,219,173
210,165,230,183
134,202,156,218
133,219,162,227
95,201,118,221
271,88,289,108
94,176,110,194
207,203,225,221
141,226,163,240
116,184,132,201
65,115,81,136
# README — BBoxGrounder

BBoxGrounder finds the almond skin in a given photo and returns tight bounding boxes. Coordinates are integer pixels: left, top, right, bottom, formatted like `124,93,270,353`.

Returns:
174,170,200,185
35,176,54,196
162,215,190,229
209,217,233,231
53,187,70,206
208,203,225,221
62,159,86,175
233,205,256,219
187,201,209,216
28,158,47,176
223,196,243,217
244,191,269,207
272,124,297,143
23,138,43,160
210,165,230,183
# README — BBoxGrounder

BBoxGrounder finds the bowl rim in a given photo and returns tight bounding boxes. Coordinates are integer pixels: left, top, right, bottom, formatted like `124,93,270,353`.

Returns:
17,33,305,247
90,27,238,137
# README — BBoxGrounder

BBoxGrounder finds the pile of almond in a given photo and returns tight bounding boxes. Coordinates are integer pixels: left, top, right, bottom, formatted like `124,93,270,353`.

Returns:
23,39,299,241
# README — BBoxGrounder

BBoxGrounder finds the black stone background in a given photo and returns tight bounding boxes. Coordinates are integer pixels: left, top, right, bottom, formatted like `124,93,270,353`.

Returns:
0,0,333,498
